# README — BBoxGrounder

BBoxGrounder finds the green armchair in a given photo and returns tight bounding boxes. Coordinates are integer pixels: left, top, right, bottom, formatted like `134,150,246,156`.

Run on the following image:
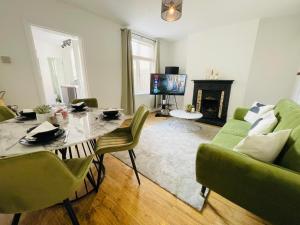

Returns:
72,98,98,108
196,99,300,225
0,106,15,122
0,151,93,225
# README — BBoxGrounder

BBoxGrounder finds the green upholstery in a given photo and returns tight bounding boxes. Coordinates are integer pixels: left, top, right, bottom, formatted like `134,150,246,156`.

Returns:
233,107,249,121
95,105,149,185
196,99,300,225
0,151,93,214
0,106,15,122
96,127,133,154
72,98,98,108
218,118,251,137
96,105,149,154
211,132,245,149
196,144,300,225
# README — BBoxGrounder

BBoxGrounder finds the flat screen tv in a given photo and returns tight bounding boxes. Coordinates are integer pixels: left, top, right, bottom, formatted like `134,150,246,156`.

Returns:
150,73,187,95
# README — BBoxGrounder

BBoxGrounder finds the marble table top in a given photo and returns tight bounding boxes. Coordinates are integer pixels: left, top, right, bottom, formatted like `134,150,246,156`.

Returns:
170,110,203,120
0,109,126,157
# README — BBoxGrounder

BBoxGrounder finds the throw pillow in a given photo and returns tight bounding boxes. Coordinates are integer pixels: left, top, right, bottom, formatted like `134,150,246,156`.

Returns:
248,110,278,136
244,102,274,124
234,129,291,163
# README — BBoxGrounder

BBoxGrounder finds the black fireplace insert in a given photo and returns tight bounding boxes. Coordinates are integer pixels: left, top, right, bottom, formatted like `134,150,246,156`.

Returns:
192,80,234,126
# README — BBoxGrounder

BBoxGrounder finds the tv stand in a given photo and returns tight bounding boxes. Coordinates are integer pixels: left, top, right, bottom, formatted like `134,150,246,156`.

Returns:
154,95,178,117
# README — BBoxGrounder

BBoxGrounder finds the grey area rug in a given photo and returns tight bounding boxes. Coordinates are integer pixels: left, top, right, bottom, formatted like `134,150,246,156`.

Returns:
112,118,219,210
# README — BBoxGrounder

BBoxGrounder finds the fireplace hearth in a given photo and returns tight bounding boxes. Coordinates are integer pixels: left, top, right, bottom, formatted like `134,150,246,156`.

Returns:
192,80,234,126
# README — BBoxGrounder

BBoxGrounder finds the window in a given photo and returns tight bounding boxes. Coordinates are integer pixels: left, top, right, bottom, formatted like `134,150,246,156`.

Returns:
132,35,156,95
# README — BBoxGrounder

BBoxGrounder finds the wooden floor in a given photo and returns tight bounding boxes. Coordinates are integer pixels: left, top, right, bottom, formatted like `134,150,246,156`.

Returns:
0,115,269,225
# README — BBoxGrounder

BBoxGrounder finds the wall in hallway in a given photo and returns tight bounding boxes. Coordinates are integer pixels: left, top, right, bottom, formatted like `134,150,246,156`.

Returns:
0,0,121,108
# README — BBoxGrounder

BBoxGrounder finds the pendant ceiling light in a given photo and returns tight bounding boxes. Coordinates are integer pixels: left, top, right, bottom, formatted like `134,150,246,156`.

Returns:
161,0,183,22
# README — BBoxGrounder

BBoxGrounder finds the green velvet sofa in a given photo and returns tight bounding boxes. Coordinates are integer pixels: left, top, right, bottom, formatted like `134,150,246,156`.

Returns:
196,99,300,225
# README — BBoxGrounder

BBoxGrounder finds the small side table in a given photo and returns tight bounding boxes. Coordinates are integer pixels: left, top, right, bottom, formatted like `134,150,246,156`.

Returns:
170,110,203,120
169,110,203,132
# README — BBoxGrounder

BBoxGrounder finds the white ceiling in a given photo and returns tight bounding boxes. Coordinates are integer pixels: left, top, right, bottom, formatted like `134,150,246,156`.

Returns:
61,0,300,40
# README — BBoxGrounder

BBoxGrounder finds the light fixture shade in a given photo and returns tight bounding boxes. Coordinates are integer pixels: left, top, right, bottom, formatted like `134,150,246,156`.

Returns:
161,0,183,22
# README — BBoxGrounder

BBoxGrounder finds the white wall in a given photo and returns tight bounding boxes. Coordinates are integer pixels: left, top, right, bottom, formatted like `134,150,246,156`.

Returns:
170,39,187,74
0,0,121,108
292,76,300,104
170,14,300,117
183,20,260,117
245,14,300,105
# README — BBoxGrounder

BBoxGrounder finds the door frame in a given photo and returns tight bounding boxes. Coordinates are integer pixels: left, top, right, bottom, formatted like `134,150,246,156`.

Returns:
23,21,90,104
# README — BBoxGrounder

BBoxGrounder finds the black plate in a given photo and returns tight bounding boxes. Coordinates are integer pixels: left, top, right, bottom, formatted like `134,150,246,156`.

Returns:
103,110,119,117
19,128,65,145
71,102,87,109
19,111,37,119
71,106,88,112
15,116,36,121
101,113,121,121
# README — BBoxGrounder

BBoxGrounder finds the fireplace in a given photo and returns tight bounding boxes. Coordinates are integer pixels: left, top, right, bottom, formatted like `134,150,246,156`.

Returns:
192,80,234,126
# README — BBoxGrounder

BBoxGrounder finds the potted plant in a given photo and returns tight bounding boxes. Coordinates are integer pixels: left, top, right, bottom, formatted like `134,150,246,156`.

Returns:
185,104,194,113
34,105,52,123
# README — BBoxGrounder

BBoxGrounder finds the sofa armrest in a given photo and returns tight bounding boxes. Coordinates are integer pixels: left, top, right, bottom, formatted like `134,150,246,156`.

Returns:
233,107,249,120
196,143,300,224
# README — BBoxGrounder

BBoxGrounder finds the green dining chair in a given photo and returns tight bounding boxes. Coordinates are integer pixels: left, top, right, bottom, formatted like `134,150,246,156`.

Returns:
95,105,149,189
0,151,93,225
0,106,15,122
72,98,98,108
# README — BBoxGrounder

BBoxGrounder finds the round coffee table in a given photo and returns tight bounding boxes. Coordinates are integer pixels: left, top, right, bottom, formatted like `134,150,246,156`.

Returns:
169,110,203,132
170,110,203,120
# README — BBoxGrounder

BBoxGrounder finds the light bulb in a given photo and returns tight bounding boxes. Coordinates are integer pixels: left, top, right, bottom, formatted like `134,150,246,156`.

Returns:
168,6,175,15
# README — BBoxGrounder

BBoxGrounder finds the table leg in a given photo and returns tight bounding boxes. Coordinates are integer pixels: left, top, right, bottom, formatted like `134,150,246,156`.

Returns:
54,139,105,202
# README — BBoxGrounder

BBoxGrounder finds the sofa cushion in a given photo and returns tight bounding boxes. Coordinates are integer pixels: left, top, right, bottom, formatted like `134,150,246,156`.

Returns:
248,110,278,136
212,132,245,149
244,102,274,124
272,99,300,172
278,126,300,172
219,119,251,137
234,129,291,163
274,109,300,131
211,118,251,149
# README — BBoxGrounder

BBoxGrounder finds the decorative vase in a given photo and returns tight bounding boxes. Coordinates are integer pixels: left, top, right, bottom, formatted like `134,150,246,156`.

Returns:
36,113,51,123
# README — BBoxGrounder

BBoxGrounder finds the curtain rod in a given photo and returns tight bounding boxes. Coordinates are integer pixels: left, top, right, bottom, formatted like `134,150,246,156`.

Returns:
132,33,157,42
121,28,157,42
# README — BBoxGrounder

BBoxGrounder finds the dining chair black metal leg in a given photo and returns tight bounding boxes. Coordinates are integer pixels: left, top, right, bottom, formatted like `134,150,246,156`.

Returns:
11,213,21,225
63,199,80,225
86,172,97,190
96,154,105,192
128,150,140,185
132,150,136,159
201,186,207,197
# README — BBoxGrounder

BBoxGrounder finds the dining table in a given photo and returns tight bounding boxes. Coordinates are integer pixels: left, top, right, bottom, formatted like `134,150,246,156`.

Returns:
0,108,126,201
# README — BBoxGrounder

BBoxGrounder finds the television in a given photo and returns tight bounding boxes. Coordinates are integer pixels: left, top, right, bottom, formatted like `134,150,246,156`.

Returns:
150,73,187,95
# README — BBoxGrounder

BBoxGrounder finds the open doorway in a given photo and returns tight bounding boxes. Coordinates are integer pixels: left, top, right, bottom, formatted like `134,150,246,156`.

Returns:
30,25,88,105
